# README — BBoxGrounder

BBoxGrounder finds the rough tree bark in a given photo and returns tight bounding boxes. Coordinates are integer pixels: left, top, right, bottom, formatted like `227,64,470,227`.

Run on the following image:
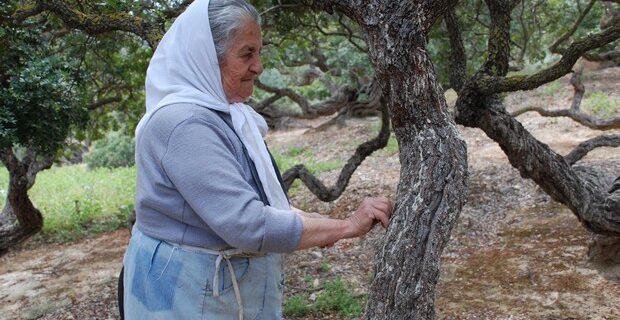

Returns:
310,1,468,319
0,148,53,253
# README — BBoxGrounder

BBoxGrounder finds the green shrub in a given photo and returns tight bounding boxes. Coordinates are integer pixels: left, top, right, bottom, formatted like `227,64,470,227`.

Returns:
85,131,135,169
582,91,619,117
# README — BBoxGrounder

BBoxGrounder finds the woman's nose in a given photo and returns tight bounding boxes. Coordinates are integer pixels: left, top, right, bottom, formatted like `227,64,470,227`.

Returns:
250,58,263,75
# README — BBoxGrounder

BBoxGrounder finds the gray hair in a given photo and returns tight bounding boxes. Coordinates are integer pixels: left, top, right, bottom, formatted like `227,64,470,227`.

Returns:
208,0,261,63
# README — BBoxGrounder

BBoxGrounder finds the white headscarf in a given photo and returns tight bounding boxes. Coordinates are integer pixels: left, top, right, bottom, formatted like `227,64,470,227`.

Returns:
136,0,290,210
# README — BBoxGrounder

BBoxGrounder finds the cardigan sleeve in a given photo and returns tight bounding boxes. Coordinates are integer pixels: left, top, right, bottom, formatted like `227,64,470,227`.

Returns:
161,117,303,253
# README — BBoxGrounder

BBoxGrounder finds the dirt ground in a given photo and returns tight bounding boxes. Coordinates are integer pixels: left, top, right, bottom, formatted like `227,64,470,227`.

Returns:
0,67,619,319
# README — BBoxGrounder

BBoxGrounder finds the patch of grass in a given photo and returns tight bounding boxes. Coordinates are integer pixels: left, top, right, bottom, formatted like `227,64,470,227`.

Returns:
0,164,135,243
319,261,331,273
582,91,619,117
286,145,309,157
314,278,365,317
283,294,312,317
283,278,366,319
542,80,562,96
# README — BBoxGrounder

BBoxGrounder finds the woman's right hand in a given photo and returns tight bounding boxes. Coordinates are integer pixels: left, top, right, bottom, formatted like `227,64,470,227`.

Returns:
295,197,393,250
346,197,393,238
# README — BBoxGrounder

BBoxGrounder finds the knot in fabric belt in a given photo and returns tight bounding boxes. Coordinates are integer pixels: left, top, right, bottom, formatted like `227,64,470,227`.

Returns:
177,245,266,320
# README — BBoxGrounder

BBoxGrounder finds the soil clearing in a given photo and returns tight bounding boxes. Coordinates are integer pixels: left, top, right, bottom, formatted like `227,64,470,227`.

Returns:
0,68,619,319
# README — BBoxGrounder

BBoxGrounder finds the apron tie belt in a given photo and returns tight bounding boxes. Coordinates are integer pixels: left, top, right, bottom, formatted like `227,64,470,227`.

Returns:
177,245,266,320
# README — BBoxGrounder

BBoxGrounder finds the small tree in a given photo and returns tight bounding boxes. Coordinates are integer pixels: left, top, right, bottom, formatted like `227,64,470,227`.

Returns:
0,4,88,252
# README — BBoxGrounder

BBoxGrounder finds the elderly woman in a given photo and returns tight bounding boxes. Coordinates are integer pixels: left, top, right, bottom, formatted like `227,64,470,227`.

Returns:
122,0,392,319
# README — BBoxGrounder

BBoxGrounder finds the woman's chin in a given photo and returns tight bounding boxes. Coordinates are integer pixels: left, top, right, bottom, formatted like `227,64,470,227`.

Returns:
226,86,254,103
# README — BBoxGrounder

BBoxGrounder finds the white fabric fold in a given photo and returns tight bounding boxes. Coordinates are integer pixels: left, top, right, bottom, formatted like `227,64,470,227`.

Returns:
137,0,290,210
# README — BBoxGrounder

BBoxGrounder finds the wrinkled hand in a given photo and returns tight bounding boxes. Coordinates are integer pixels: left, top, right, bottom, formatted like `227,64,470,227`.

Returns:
347,197,393,238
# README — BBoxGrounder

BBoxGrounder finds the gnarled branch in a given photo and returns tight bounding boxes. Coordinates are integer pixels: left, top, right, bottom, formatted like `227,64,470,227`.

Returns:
444,9,467,92
549,0,597,54
477,24,620,94
14,0,163,47
88,96,122,110
281,101,389,202
512,107,620,130
481,0,517,76
511,70,620,130
565,134,620,165
255,79,357,117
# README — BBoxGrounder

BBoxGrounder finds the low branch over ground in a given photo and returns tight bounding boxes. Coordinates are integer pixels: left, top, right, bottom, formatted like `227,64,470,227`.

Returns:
253,78,382,129
456,92,620,235
565,134,620,165
281,102,389,202
511,70,620,130
512,107,620,130
255,79,358,118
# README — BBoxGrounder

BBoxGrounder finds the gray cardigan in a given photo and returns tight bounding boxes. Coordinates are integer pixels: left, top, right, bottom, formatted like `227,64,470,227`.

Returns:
134,103,303,253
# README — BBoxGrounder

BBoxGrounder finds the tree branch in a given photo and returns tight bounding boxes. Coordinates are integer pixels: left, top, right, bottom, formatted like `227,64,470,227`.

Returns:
87,96,122,110
455,93,620,235
583,48,620,61
510,69,620,130
477,24,620,94
255,79,312,114
255,79,357,117
160,0,193,20
444,9,467,91
565,134,620,165
548,0,597,54
481,0,516,76
515,0,529,65
281,101,390,201
512,107,620,130
14,0,162,48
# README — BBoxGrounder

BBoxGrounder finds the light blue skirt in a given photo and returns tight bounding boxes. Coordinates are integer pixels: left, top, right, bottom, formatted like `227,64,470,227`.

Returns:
123,228,284,319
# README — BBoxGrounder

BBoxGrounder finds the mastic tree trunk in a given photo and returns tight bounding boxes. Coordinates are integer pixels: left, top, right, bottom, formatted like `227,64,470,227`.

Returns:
310,1,468,318
365,43,468,320
0,148,51,254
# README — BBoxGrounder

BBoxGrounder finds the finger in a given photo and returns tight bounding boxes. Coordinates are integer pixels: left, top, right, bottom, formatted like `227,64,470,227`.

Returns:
373,209,390,229
387,199,395,217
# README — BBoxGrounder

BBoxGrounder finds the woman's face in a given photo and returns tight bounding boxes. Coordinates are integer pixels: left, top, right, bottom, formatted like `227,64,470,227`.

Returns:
220,19,263,103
